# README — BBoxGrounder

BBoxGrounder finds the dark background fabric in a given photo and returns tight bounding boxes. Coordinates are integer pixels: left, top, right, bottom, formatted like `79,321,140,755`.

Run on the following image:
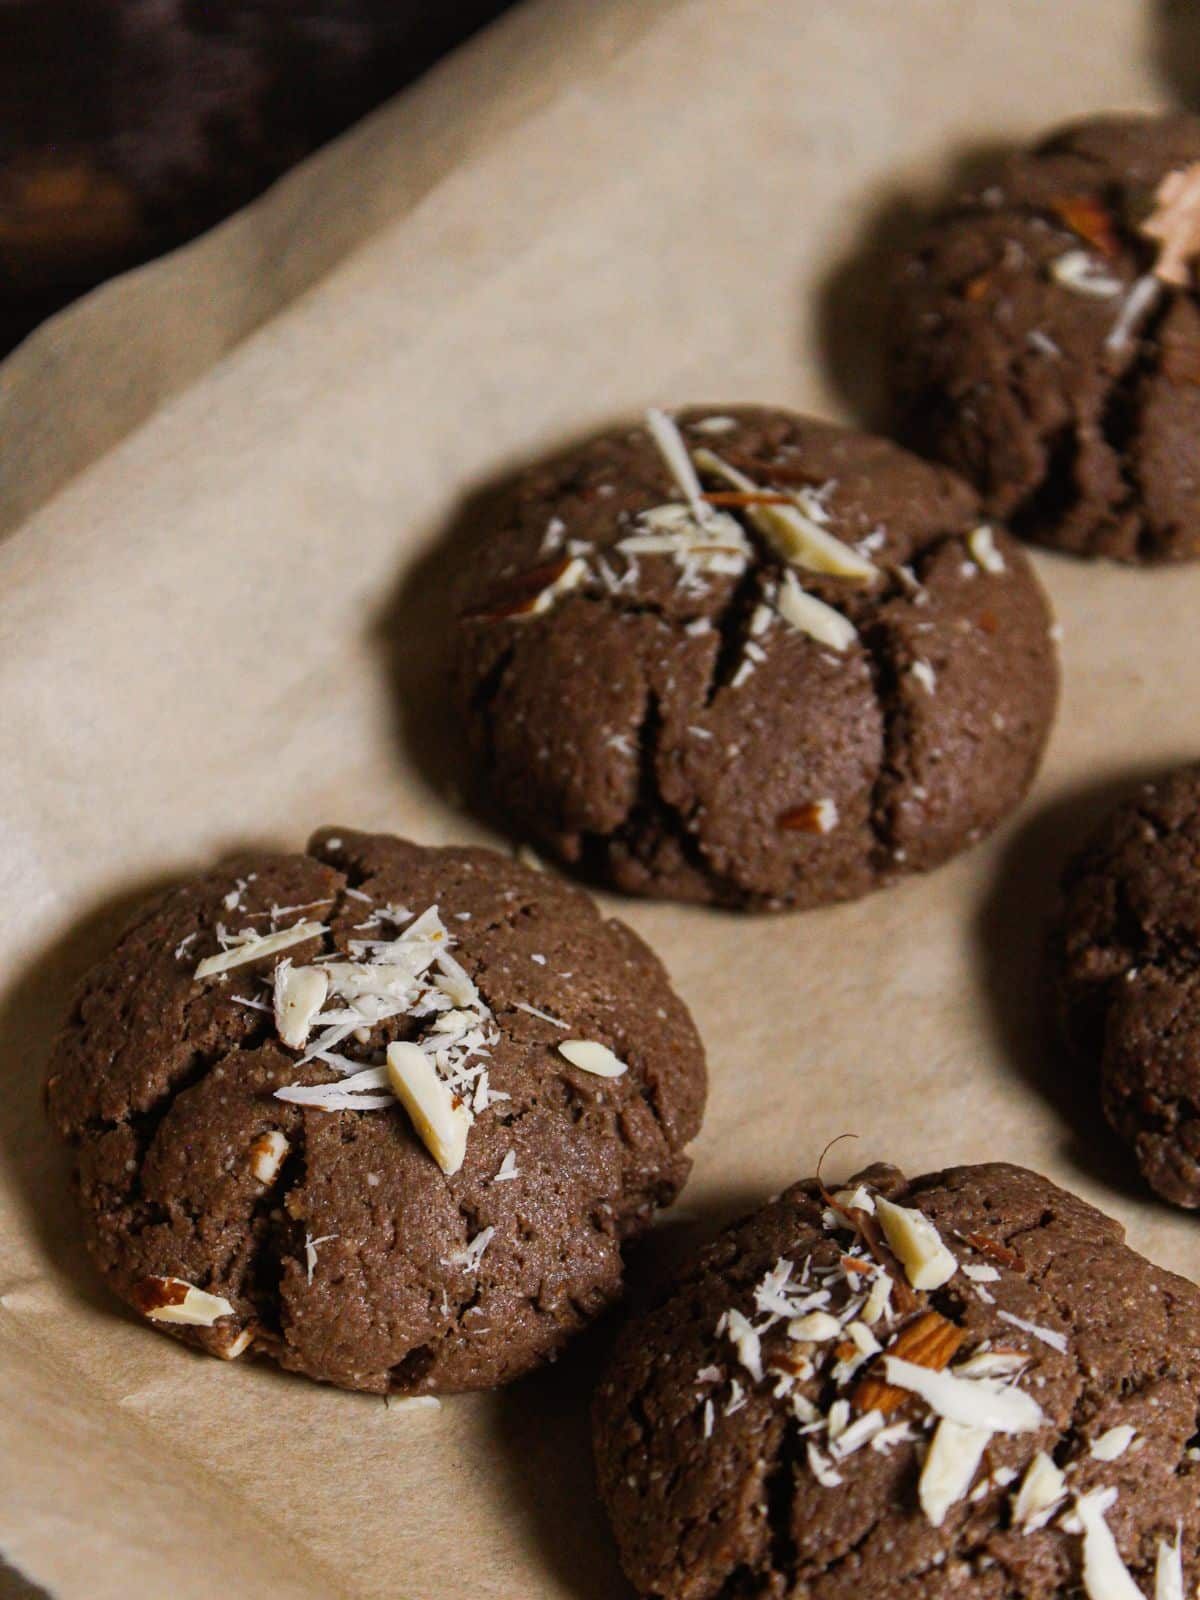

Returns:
0,1,514,353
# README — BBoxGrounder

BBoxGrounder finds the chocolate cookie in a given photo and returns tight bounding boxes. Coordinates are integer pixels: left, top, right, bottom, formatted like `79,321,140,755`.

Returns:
451,407,1058,910
889,113,1200,562
45,828,705,1393
593,1160,1200,1600
1052,766,1200,1209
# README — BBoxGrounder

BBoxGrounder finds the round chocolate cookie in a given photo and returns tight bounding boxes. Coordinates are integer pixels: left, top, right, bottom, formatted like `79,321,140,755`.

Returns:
593,1160,1200,1600
889,113,1200,563
451,407,1058,910
45,828,705,1393
1052,766,1200,1209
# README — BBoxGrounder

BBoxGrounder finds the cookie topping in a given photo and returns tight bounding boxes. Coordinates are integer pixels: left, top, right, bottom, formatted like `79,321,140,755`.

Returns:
1048,194,1120,259
249,1129,289,1185
131,1276,235,1326
1013,1451,1068,1531
881,1356,1043,1432
386,1041,472,1176
1050,250,1123,297
194,919,326,979
1091,1425,1136,1461
558,1039,628,1078
1076,1490,1144,1600
874,1196,957,1290
919,1420,992,1527
493,1150,520,1182
967,525,1006,575
1141,163,1200,287
273,960,329,1049
995,1308,1066,1352
691,447,879,583
775,570,858,651
646,407,715,525
777,798,839,835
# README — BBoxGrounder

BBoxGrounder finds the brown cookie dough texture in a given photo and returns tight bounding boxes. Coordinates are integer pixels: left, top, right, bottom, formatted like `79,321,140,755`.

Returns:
451,407,1058,910
45,829,706,1393
1053,766,1200,1209
889,113,1200,563
592,1160,1200,1600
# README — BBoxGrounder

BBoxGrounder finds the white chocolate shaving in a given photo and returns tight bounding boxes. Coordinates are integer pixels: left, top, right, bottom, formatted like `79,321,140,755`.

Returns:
725,1309,763,1383
645,408,712,523
273,961,329,1050
1051,250,1123,297
692,447,879,582
1076,1491,1145,1600
882,1357,1043,1432
195,920,326,979
386,1041,472,1175
1090,1425,1136,1461
1013,1450,1067,1531
997,1309,1067,1353
919,1420,992,1527
526,556,589,617
967,525,1006,574
787,1311,842,1343
775,571,858,651
874,1196,957,1290
1155,1531,1185,1600
141,1278,236,1327
557,1039,627,1079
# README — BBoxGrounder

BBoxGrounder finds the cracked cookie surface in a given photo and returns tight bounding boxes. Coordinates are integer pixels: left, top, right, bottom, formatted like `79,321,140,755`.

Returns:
451,407,1058,910
1053,765,1200,1209
45,828,706,1392
889,113,1200,563
592,1161,1200,1600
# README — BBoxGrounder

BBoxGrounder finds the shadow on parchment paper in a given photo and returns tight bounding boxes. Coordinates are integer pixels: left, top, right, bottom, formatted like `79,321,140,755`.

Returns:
0,876,177,1317
812,139,1017,432
1153,0,1200,108
972,760,1184,1204
375,470,516,827
484,1186,766,1600
0,844,286,1320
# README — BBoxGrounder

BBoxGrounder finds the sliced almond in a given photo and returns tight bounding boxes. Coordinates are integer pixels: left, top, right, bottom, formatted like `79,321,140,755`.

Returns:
787,1310,843,1343
195,920,326,980
557,1039,627,1079
875,1195,957,1290
131,1276,236,1327
775,571,859,651
778,798,839,834
273,961,329,1050
692,448,879,583
248,1129,290,1185
386,1040,472,1175
1155,1533,1185,1600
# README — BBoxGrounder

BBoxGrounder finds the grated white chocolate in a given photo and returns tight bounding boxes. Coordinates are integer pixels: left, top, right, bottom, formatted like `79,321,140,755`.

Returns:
1076,1491,1145,1600
1090,1425,1136,1462
195,920,326,980
273,960,329,1050
386,1041,472,1175
1013,1450,1067,1532
558,1039,628,1079
882,1357,1043,1432
967,525,1006,575
919,1419,992,1527
874,1196,957,1290
1050,250,1123,297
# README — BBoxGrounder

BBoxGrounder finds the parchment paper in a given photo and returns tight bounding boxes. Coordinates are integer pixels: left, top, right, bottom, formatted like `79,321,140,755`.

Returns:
2,2,1198,1596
